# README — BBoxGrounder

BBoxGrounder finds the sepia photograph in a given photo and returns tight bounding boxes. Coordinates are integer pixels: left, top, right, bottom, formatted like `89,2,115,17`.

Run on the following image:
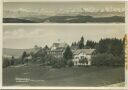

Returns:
3,1,125,23
2,24,125,87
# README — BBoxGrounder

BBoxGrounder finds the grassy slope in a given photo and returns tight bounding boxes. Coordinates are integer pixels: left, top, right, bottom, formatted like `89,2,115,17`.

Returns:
3,65,124,86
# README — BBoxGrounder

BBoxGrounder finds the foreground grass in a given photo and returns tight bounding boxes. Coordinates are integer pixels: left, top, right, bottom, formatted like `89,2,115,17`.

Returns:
3,64,125,86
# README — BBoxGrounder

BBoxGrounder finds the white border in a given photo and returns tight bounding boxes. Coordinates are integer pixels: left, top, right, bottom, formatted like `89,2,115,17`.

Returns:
1,0,127,89
0,0,3,89
3,0,127,2
125,0,128,88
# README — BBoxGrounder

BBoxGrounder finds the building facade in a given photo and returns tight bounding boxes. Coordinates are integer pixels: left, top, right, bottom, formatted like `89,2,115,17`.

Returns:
47,42,68,58
72,49,95,66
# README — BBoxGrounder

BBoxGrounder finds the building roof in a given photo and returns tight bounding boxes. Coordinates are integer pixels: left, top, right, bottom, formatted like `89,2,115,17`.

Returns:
31,46,42,54
51,42,68,50
59,43,68,48
51,48,64,52
52,43,60,47
71,45,78,50
73,49,95,55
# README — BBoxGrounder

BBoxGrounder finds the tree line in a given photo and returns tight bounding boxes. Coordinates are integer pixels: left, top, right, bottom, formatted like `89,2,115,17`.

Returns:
92,38,125,66
71,36,98,49
3,36,125,68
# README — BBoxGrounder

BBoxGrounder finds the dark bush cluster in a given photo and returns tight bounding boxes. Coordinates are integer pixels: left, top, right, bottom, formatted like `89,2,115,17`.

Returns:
51,58,66,68
3,56,16,68
92,38,125,66
91,53,124,66
3,57,10,68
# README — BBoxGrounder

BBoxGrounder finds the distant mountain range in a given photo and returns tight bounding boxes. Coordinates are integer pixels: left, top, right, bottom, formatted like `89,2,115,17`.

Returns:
3,15,125,23
4,8,125,18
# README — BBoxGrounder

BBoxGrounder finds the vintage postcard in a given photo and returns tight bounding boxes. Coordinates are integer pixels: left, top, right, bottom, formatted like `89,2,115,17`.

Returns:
1,0,128,89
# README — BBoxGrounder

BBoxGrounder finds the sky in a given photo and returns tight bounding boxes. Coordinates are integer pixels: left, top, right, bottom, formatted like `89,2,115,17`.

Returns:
4,1,125,17
3,24,125,49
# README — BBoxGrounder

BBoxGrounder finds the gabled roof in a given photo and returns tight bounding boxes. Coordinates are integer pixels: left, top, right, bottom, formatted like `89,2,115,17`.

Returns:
47,47,64,52
52,43,60,47
51,48,64,52
73,49,95,55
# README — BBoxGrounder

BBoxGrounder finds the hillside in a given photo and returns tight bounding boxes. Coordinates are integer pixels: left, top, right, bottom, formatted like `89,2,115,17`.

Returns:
3,16,125,23
3,48,32,58
3,18,35,23
43,15,125,23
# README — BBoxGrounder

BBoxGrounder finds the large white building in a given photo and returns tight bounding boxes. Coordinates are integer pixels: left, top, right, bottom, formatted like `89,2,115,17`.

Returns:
47,42,68,58
72,49,95,66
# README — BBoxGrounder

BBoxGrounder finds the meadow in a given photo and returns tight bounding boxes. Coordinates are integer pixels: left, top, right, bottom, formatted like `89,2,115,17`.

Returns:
3,64,124,86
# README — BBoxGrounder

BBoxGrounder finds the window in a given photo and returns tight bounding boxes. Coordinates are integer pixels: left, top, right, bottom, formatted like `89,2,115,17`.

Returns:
75,57,78,59
81,56,84,59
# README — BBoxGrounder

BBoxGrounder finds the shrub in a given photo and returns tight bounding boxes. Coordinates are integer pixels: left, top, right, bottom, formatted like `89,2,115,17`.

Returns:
52,58,66,68
91,53,124,66
3,57,10,68
67,60,74,67
13,58,21,65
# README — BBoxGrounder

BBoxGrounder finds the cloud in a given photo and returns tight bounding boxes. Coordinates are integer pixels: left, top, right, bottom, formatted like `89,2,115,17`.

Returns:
4,29,40,39
3,28,60,41
3,24,125,49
